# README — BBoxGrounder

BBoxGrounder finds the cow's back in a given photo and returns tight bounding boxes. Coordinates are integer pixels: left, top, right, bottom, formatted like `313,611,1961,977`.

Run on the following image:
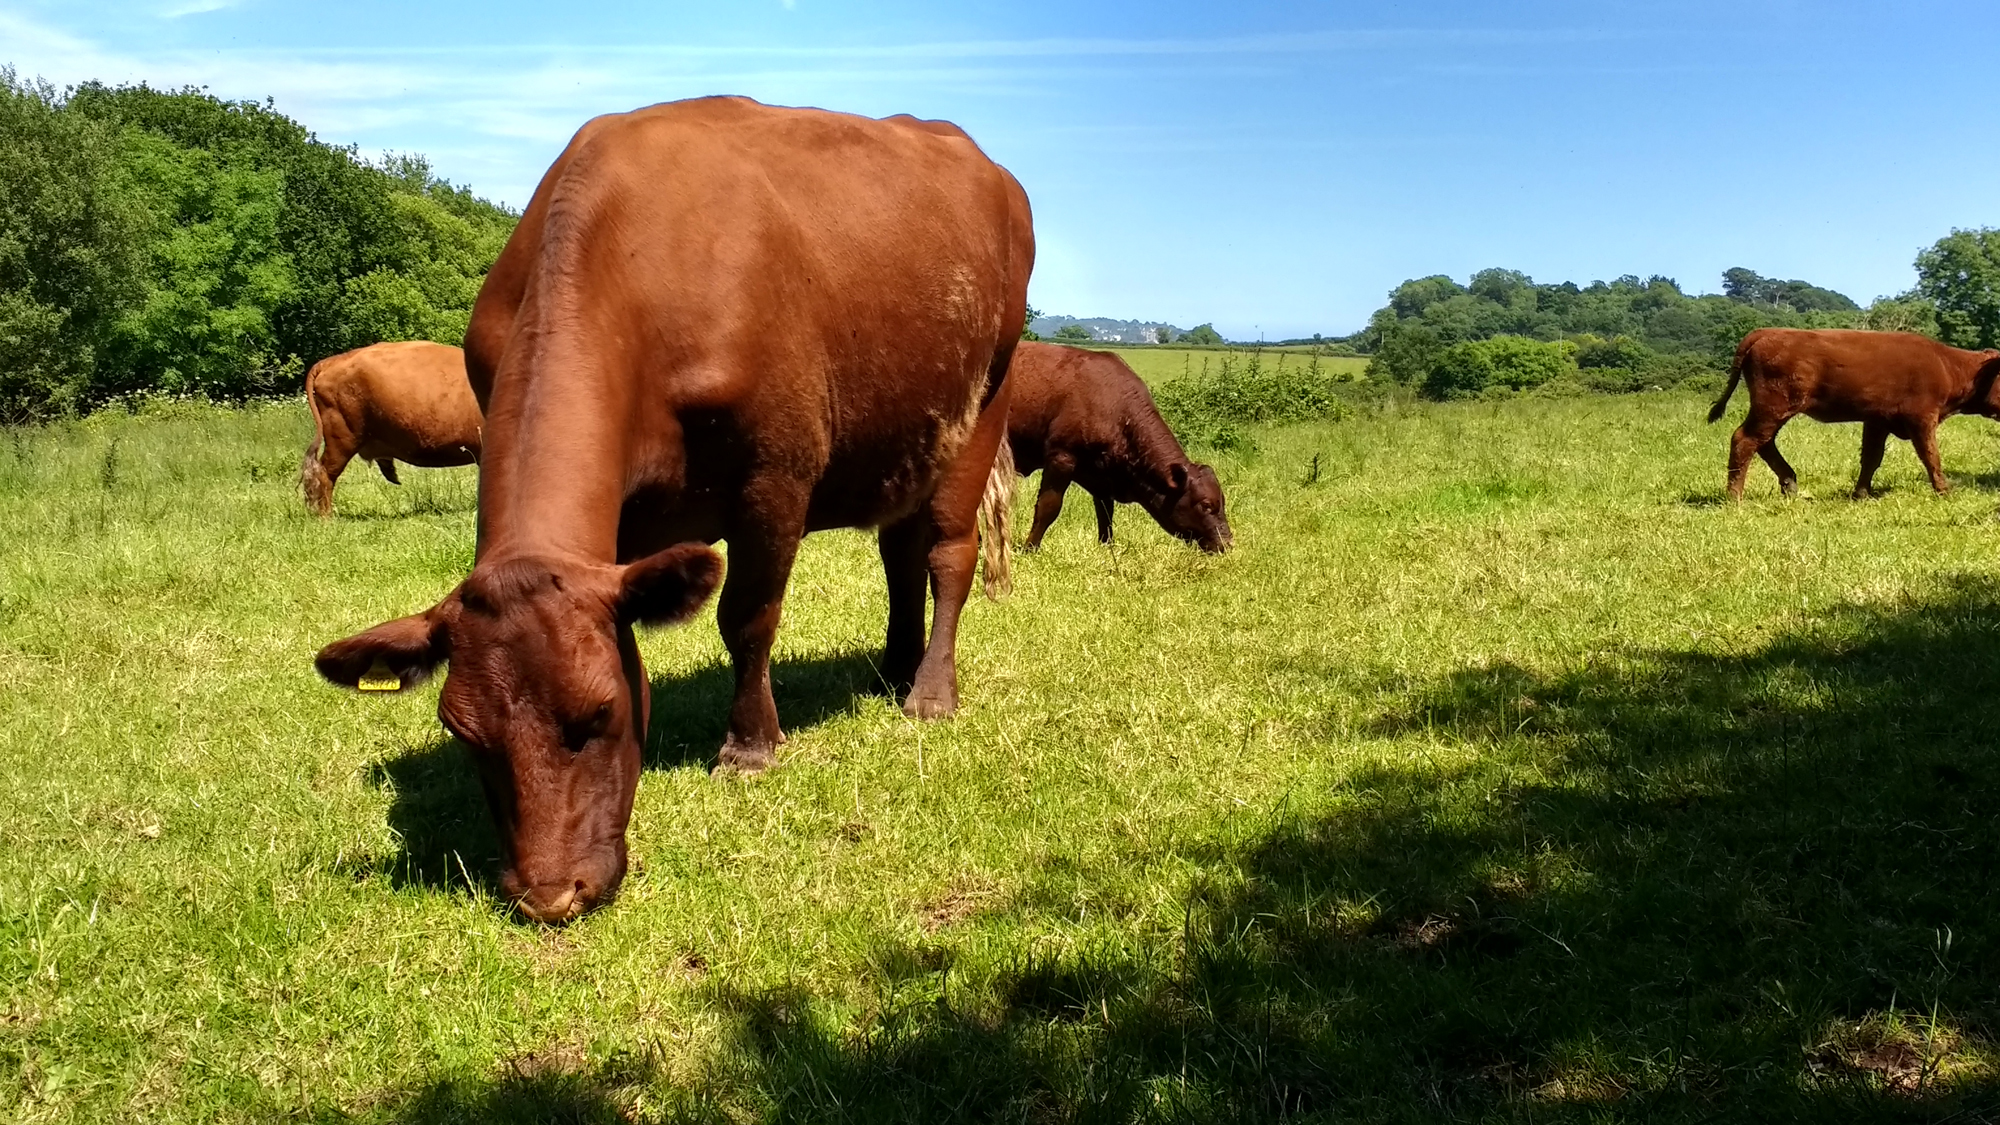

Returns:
466,96,1034,545
1743,329,1973,423
310,341,479,459
1008,342,1180,475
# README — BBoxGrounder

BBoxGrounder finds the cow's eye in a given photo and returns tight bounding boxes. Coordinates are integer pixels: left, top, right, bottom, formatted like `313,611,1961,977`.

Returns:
564,702,614,750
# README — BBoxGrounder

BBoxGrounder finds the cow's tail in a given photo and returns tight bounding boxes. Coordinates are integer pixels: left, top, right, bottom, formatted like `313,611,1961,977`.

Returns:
299,358,334,517
978,438,1016,601
1708,337,1753,424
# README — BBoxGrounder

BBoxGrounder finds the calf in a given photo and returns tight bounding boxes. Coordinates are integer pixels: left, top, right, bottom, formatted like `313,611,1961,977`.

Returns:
1007,341,1231,552
1710,328,2000,500
299,341,482,516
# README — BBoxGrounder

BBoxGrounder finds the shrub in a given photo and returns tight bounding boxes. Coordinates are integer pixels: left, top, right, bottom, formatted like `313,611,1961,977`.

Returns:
1422,335,1577,400
1155,349,1351,448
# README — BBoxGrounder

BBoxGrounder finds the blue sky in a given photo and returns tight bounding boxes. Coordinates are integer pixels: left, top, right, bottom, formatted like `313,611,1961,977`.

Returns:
5,1,1997,339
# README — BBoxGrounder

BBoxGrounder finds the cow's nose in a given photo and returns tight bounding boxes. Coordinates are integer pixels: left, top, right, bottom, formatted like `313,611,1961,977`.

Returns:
513,880,592,923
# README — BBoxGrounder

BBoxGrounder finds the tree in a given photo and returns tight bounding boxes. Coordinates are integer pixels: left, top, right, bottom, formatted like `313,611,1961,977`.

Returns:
1021,304,1041,341
1053,324,1092,342
1853,295,1938,337
1721,266,1856,313
0,69,148,420
1180,323,1223,345
1915,229,2000,349
1364,316,1440,385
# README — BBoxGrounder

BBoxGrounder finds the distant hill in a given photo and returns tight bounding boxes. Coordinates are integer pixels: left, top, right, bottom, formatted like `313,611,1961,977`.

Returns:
1030,314,1182,344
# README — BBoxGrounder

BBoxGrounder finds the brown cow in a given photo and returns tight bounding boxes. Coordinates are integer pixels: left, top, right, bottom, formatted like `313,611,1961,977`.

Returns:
299,341,482,516
1710,328,2000,500
1007,342,1231,553
313,97,1032,922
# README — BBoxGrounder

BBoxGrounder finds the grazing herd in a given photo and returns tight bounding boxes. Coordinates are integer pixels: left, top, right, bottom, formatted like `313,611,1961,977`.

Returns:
299,95,1995,922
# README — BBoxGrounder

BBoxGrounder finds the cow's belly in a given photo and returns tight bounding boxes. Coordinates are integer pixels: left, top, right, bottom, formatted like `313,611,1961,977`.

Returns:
805,386,986,531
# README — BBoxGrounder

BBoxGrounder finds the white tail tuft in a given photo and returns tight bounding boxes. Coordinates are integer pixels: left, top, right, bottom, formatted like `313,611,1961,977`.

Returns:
978,438,1016,600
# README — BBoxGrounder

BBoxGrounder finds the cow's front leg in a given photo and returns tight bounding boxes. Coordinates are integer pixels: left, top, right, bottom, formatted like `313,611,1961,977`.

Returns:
1091,490,1116,544
714,500,807,775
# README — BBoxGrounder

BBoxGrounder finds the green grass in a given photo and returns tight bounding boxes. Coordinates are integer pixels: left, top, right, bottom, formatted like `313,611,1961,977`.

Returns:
6,390,2000,1122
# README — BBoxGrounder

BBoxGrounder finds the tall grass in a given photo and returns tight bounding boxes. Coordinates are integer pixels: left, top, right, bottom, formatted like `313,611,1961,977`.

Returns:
4,392,2000,1121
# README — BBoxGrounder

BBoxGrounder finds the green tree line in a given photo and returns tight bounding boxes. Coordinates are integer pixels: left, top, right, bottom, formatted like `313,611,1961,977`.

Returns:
0,69,516,421
1356,236,2000,400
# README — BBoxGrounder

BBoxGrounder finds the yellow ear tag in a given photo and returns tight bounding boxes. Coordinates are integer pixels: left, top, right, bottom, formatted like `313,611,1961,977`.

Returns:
357,659,402,693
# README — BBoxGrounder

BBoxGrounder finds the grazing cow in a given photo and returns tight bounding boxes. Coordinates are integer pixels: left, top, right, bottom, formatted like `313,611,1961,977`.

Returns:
1007,342,1231,553
314,97,1032,922
1710,328,2000,501
299,341,482,516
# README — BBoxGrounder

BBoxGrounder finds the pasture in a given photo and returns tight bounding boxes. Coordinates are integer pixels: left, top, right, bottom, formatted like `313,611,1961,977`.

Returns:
1092,346,1371,386
5,390,2000,1122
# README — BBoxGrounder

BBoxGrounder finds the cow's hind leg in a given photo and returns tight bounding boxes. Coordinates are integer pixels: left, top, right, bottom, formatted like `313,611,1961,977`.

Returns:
1092,491,1115,545
1758,437,1800,498
306,434,358,518
905,386,1012,720
1728,411,1789,500
877,515,932,695
713,488,810,775
1854,420,1889,499
1024,465,1072,551
1912,418,1951,493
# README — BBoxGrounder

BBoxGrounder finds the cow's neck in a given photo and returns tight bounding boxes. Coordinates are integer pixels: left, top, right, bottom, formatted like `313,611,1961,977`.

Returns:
474,383,631,564
1123,410,1189,507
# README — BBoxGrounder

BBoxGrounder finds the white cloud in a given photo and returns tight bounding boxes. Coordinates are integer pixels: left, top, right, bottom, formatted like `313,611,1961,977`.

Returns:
159,0,243,18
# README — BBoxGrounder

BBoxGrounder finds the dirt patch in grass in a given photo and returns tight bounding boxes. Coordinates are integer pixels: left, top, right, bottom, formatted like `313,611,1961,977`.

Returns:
919,877,997,932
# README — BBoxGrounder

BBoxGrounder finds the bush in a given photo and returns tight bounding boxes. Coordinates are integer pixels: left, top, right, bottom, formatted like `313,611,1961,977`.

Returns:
1155,349,1351,448
1422,335,1577,400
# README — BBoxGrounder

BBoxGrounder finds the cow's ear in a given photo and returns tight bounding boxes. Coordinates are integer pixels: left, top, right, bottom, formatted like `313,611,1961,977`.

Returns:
316,599,455,692
618,543,724,628
1168,462,1190,495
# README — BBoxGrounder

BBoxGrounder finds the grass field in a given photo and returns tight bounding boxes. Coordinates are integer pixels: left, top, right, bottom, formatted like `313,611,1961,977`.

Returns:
1084,346,1371,386
6,390,2000,1122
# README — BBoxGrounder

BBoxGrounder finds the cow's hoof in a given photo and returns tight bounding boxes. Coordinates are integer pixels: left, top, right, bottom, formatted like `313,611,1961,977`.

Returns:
901,686,958,721
714,735,777,777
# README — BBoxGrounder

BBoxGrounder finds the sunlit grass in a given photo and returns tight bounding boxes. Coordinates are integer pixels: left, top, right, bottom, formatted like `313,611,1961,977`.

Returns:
4,391,2000,1121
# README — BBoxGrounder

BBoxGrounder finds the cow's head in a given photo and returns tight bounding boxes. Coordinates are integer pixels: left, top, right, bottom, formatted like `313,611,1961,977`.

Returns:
316,544,723,922
1153,461,1233,553
1977,351,2000,416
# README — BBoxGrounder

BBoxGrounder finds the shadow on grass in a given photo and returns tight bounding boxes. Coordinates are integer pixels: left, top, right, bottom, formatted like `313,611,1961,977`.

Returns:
679,578,2000,1122
364,647,887,896
348,581,2000,1121
312,1049,716,1125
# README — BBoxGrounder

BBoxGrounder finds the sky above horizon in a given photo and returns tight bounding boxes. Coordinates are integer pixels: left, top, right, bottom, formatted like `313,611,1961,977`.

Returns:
4,1,1996,340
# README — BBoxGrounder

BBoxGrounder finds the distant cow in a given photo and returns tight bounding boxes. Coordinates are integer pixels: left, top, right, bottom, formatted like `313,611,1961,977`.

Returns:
1007,342,1231,553
313,97,1032,923
1710,328,2000,500
299,341,482,516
